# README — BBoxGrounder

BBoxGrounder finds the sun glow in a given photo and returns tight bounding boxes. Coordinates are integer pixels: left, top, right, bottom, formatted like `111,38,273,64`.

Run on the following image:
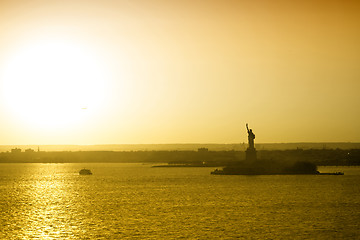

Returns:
1,39,108,131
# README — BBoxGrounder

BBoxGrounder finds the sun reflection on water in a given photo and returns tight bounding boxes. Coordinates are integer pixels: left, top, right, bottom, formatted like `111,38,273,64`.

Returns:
17,165,79,239
1,164,359,239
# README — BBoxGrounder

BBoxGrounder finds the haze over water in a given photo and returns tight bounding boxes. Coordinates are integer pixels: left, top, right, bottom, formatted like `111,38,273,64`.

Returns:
1,163,359,239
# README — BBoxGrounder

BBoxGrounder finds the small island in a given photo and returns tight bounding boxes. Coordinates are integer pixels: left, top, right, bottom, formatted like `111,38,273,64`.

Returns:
211,124,344,175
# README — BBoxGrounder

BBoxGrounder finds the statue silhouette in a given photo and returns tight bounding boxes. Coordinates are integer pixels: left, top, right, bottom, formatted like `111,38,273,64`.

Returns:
246,123,255,150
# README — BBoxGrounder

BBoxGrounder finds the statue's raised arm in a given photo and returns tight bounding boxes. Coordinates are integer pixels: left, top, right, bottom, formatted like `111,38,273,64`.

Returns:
246,123,249,133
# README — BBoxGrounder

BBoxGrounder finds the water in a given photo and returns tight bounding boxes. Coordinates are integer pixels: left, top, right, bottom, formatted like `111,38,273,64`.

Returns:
0,163,359,239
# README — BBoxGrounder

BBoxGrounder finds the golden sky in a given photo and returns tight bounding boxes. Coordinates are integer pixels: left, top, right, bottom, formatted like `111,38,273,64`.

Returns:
0,0,359,144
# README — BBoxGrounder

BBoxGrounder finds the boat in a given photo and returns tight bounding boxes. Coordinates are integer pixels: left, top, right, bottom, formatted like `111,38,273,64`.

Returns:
79,168,92,175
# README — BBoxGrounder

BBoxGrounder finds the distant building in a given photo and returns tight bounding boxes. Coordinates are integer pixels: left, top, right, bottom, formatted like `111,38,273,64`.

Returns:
198,148,209,152
25,148,35,153
11,148,21,153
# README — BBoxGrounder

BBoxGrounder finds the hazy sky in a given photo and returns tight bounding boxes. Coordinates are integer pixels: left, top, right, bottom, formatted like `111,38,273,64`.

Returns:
0,0,359,144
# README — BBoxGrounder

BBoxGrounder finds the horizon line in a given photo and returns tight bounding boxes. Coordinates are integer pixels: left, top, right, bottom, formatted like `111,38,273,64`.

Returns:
0,142,359,146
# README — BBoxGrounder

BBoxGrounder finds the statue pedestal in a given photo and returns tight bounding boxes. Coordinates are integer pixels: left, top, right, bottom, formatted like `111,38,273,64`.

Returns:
246,148,257,161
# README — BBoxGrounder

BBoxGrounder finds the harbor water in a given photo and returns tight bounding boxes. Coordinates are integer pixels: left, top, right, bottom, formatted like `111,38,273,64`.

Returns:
0,163,359,239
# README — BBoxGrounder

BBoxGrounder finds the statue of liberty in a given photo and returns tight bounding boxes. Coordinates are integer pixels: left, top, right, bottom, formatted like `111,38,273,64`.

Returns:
246,123,255,150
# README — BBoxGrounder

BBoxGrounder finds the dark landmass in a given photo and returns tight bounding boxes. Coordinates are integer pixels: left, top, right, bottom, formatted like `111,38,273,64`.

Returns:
210,160,343,175
0,142,359,152
0,148,360,166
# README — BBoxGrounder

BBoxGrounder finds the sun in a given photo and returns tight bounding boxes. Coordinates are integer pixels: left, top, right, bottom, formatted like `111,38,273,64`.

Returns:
1,39,107,131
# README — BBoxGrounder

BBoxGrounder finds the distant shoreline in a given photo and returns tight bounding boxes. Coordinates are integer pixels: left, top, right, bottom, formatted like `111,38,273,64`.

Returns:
0,148,359,166
0,142,359,152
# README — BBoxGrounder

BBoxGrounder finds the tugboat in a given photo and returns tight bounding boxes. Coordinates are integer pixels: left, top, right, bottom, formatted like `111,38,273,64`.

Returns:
79,168,92,175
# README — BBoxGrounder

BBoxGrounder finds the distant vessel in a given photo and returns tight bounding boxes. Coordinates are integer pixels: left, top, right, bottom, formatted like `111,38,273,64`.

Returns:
79,169,92,175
